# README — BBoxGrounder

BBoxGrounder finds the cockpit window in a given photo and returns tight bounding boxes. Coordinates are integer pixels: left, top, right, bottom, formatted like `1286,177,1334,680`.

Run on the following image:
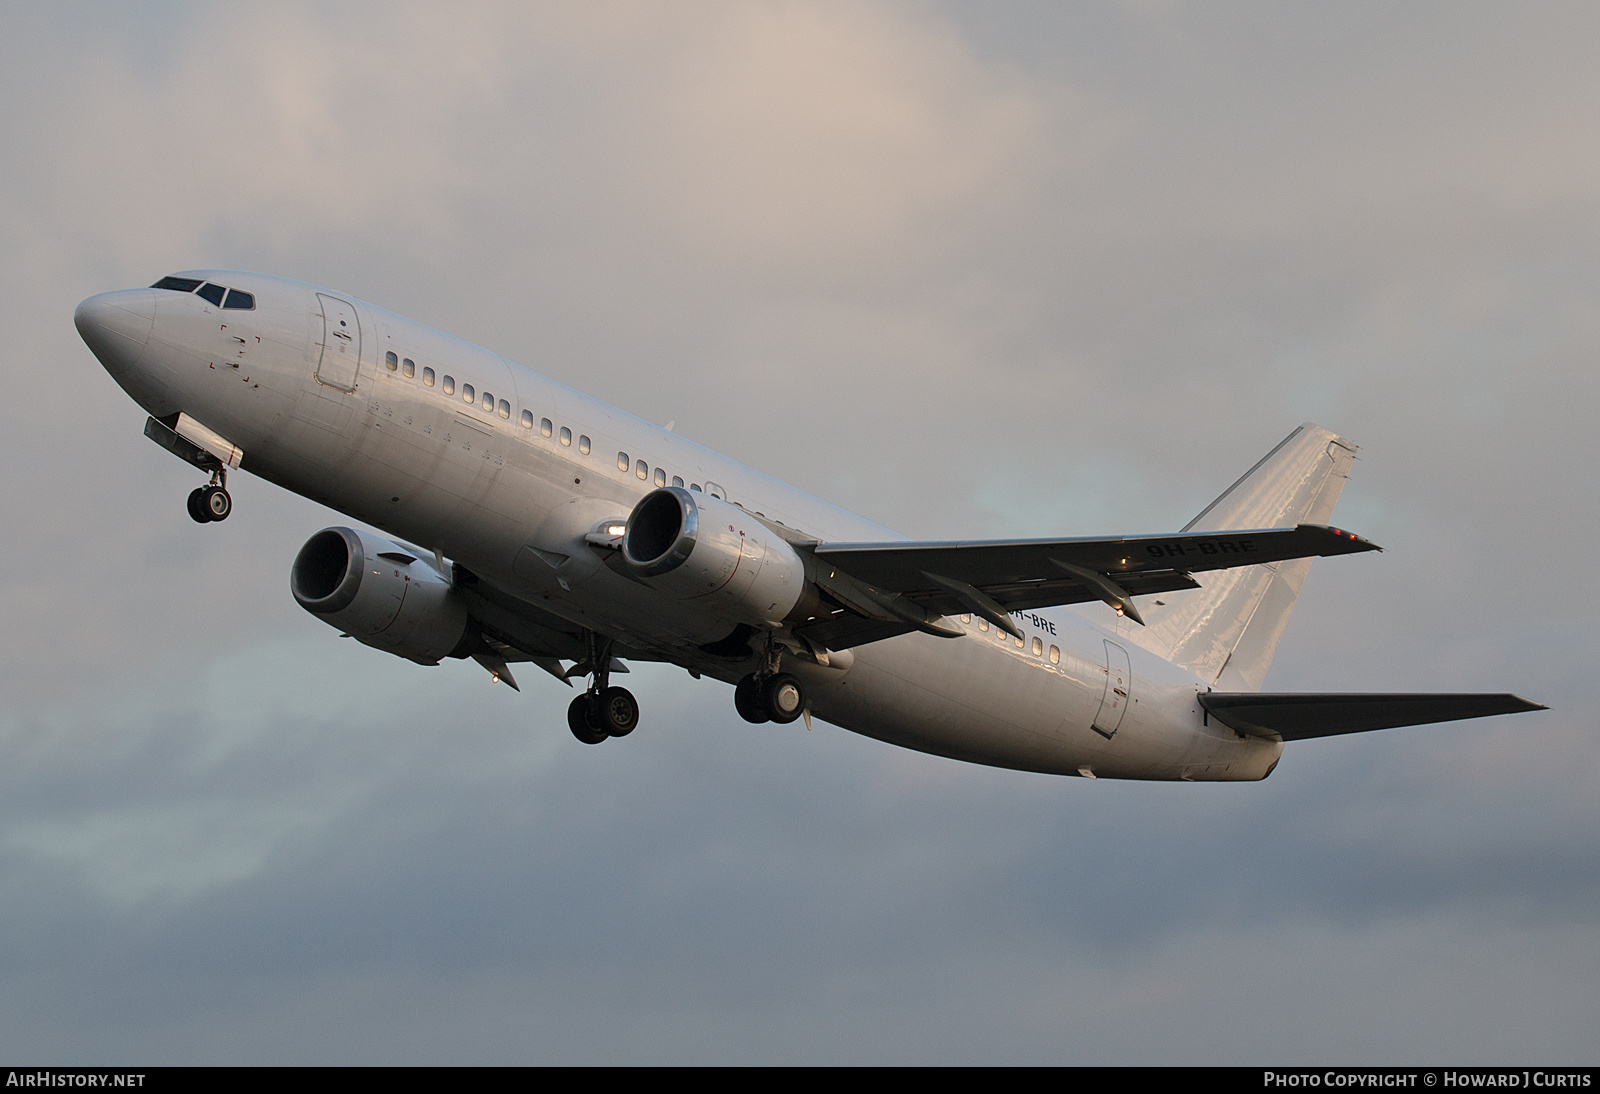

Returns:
152,276,203,293
152,277,253,309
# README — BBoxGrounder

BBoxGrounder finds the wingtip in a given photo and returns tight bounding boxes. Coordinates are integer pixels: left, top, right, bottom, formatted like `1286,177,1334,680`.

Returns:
1320,525,1382,553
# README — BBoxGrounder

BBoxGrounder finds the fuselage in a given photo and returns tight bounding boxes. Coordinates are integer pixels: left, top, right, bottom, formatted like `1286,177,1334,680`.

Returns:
76,270,1283,781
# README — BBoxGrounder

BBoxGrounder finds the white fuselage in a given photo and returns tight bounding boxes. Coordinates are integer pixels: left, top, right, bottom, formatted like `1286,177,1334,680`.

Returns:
79,271,1282,781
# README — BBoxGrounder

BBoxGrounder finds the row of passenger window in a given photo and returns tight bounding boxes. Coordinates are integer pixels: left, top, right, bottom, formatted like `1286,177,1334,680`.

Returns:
612,453,756,513
151,275,255,310
382,348,729,499
616,452,693,491
385,349,602,456
386,350,519,422
530,416,591,453
962,615,1061,664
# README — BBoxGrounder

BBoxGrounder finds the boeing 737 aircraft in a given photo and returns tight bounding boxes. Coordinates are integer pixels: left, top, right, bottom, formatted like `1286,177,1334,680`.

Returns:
74,272,1542,780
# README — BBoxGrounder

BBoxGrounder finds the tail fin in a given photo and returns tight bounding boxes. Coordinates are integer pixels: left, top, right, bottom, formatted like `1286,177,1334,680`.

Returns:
1130,424,1359,691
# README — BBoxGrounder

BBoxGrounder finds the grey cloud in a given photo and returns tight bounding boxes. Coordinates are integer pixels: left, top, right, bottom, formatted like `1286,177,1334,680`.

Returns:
1,652,1594,1063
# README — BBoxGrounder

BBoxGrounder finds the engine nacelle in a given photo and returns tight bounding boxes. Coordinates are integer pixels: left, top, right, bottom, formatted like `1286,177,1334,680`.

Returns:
621,487,808,626
291,527,469,664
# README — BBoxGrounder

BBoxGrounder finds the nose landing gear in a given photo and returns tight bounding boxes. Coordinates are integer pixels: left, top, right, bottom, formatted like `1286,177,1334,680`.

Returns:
566,632,639,744
186,469,233,523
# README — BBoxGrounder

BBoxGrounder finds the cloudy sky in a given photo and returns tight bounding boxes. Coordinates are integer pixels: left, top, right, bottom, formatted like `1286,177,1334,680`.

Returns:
2,0,1596,1063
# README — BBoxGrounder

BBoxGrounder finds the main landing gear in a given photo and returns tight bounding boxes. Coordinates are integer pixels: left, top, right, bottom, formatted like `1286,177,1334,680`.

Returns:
186,468,232,524
568,686,639,744
734,670,806,725
566,631,639,745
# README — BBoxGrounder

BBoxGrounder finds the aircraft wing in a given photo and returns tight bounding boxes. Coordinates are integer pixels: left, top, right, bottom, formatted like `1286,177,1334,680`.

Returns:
1198,692,1548,740
794,524,1378,651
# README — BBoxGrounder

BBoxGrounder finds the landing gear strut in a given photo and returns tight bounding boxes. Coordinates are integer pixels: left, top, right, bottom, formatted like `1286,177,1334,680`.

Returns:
567,631,639,744
186,468,232,524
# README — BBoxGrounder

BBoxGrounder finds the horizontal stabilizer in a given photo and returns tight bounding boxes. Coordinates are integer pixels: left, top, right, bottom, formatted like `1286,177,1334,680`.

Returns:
1199,692,1547,741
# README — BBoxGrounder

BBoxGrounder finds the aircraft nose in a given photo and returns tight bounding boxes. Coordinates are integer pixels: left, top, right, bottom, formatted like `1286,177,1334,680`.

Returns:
74,289,156,365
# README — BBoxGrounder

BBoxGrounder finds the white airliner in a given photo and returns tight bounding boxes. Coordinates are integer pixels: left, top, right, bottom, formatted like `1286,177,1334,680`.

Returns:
74,272,1542,780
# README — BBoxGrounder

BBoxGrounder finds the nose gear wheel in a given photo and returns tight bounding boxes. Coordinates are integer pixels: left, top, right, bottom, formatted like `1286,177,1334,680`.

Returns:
186,469,232,523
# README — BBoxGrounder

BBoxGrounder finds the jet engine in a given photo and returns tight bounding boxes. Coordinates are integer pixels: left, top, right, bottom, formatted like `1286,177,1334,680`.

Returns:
291,526,469,664
620,487,809,626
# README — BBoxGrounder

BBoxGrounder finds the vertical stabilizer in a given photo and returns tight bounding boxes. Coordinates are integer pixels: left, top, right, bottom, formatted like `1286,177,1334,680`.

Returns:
1128,424,1358,691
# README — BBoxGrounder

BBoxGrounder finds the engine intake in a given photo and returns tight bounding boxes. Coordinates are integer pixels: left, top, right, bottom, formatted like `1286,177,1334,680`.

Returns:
291,527,469,664
621,487,808,626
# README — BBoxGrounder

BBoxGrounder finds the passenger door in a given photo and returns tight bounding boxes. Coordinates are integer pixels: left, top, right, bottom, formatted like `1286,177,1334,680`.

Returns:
315,293,362,393
1091,639,1132,739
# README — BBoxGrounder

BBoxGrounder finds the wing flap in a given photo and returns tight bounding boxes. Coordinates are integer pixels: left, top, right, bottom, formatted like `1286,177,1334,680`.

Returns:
894,570,1200,619
794,613,920,651
1199,692,1547,741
